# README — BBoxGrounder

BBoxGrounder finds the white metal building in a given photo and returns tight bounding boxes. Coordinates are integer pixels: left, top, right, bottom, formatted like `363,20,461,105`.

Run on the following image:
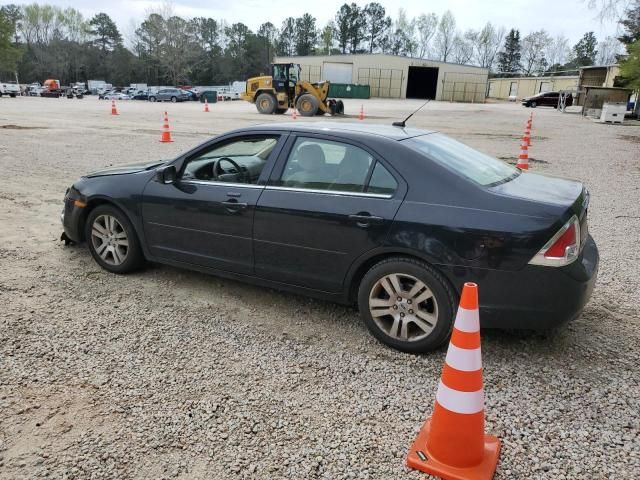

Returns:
274,54,489,102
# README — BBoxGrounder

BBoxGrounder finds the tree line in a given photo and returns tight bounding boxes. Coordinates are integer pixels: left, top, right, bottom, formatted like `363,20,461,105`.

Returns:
0,2,637,88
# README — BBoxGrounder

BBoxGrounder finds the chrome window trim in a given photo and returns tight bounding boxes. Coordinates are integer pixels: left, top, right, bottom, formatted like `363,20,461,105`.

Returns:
180,180,264,189
265,185,393,199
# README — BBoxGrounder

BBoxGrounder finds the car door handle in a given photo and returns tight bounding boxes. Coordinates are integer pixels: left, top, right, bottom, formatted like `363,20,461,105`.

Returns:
222,200,248,211
349,214,384,227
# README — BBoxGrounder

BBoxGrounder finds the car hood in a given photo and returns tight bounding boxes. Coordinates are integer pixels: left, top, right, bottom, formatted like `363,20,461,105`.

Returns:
491,171,584,208
85,160,168,178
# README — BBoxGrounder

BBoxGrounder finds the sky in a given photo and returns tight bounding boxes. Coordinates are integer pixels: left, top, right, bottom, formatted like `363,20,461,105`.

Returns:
1,0,623,45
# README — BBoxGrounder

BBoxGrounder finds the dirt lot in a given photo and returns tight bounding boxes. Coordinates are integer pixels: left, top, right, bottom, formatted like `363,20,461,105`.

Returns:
1,97,639,479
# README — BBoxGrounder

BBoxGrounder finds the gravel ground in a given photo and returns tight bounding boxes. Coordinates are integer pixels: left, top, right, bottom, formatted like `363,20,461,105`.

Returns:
0,97,639,479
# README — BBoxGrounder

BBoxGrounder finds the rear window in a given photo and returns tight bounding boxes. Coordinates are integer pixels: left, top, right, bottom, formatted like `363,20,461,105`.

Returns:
405,133,519,187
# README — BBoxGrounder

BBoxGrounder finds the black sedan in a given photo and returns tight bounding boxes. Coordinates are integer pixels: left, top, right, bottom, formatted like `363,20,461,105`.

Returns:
61,122,598,353
522,91,573,108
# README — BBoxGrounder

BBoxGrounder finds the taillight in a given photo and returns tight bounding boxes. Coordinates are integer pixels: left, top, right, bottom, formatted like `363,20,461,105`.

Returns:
529,215,581,267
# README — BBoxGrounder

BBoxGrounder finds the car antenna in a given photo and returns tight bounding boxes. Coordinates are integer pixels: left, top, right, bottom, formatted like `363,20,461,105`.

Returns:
392,99,430,128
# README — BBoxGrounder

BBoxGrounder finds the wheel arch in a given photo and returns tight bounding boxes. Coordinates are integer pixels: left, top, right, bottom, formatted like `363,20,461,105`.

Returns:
77,197,139,243
344,248,457,304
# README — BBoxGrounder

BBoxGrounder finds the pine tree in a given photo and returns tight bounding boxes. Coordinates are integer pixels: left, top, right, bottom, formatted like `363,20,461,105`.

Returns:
89,13,122,52
363,3,390,53
572,32,598,67
618,0,640,46
496,29,521,75
294,13,317,56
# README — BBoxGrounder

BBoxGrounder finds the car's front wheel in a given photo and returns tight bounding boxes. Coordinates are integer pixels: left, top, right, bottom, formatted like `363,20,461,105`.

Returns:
149,96,156,102
358,257,456,353
85,205,144,274
530,101,537,108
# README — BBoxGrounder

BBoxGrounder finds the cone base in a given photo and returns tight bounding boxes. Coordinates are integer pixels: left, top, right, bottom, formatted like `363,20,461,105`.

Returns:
406,418,500,480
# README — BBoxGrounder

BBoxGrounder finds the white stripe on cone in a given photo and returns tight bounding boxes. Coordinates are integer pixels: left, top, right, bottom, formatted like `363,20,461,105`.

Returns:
445,343,483,371
436,381,484,414
453,307,480,333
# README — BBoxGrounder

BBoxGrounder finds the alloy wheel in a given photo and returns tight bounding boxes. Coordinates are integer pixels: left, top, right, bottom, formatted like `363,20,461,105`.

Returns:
91,215,129,266
369,273,439,342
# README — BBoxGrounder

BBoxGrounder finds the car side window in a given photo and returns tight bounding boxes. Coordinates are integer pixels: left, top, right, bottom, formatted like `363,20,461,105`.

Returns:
367,162,397,195
279,137,373,192
181,135,279,184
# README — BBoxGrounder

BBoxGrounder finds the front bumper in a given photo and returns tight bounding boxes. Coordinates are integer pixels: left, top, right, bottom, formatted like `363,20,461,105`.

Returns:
61,188,87,243
459,235,599,330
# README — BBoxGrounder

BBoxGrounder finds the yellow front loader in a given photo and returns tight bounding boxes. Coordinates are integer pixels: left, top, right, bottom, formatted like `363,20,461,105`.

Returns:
241,63,344,116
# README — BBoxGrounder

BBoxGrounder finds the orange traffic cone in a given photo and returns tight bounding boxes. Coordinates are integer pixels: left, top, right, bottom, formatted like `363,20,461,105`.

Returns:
359,104,365,121
523,125,531,147
159,111,174,143
204,98,210,113
407,282,500,480
111,100,119,116
516,137,529,170
292,108,297,120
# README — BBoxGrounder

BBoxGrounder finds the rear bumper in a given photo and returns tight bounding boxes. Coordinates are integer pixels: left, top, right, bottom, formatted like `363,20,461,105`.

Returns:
453,235,599,330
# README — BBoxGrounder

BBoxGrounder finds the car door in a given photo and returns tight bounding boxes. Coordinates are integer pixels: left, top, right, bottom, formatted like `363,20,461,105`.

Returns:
141,133,286,274
253,134,406,292
543,92,557,106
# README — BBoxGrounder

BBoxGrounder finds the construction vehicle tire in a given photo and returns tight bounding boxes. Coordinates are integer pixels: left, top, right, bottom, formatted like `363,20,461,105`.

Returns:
296,94,319,116
336,100,345,115
256,93,277,114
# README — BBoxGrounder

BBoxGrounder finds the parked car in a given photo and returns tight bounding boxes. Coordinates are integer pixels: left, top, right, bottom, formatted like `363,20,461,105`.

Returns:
182,89,199,101
0,80,20,97
103,91,131,101
522,91,572,108
148,88,190,103
60,122,598,353
131,90,149,100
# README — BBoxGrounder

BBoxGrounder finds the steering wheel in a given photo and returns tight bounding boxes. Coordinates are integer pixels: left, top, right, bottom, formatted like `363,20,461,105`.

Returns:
212,157,248,183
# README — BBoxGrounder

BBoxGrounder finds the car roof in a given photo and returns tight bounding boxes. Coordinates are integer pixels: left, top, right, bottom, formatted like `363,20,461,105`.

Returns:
242,122,435,141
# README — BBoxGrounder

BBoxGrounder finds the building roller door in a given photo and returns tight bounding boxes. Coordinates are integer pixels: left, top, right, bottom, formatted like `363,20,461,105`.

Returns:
323,63,353,84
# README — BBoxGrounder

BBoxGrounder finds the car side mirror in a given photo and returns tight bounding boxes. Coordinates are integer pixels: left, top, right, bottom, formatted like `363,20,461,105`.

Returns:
156,165,177,184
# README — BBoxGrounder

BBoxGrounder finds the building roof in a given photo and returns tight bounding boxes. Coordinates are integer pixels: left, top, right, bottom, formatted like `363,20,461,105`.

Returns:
245,121,435,140
579,64,620,70
274,53,489,71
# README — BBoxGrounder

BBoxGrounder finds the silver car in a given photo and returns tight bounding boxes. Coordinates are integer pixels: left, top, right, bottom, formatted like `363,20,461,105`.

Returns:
148,88,189,103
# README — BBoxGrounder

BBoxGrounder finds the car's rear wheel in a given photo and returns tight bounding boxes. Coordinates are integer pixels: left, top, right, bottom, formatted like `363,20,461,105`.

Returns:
358,257,456,353
149,96,156,102
86,205,144,274
171,96,177,103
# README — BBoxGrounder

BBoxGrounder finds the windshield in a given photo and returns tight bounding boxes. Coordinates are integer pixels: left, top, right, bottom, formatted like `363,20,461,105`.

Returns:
405,133,519,187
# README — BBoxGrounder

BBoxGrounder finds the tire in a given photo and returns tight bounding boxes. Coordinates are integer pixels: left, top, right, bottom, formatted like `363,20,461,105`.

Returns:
149,96,156,102
10,93,16,98
85,205,144,274
256,93,277,114
171,96,177,103
531,101,537,108
357,257,457,353
296,93,319,116
336,100,345,115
